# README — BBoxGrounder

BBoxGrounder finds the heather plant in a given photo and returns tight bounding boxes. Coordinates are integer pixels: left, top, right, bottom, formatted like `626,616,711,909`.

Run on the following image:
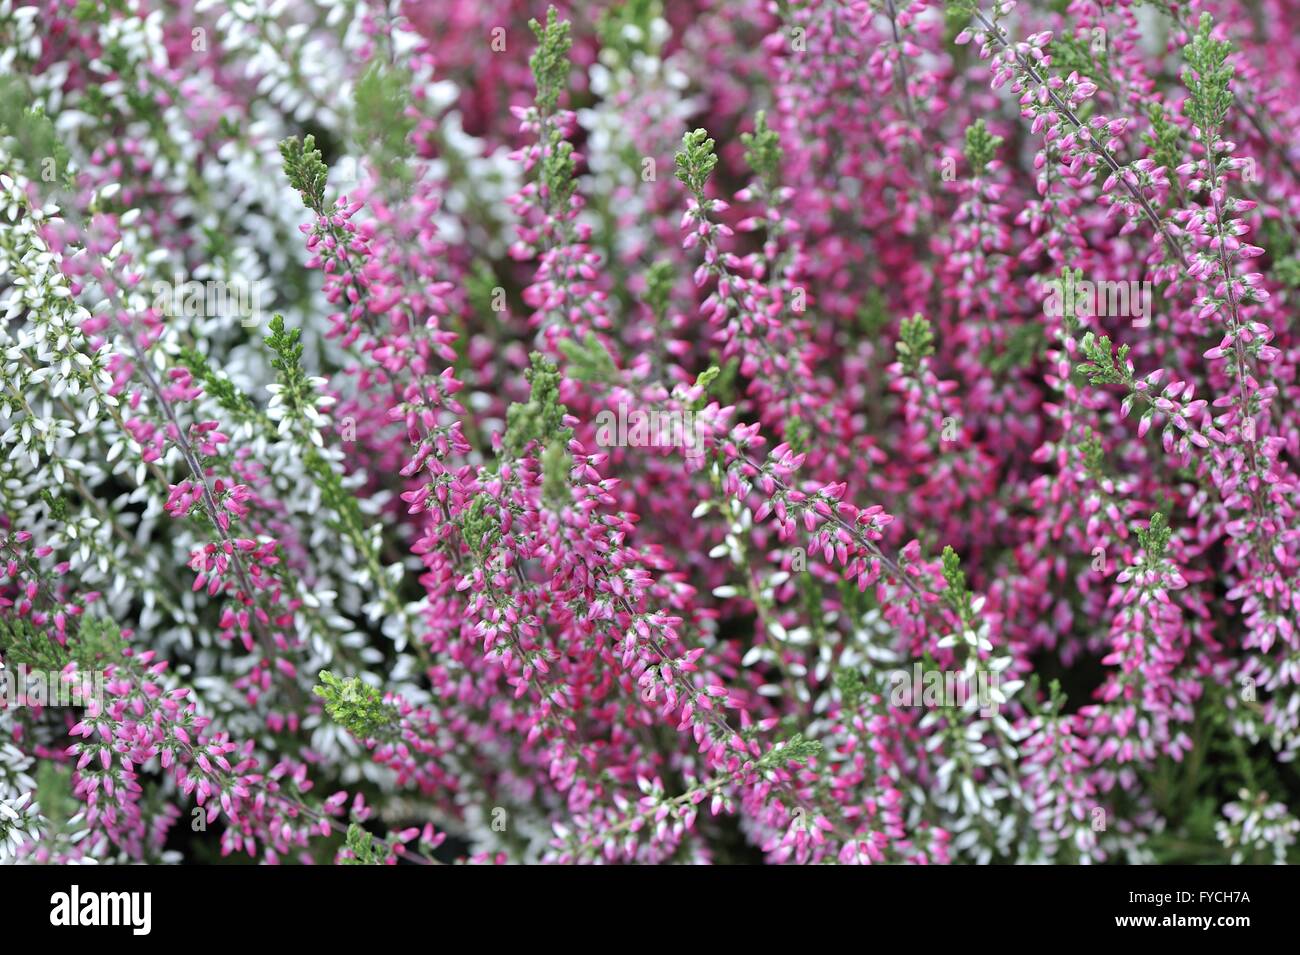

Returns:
0,0,1298,867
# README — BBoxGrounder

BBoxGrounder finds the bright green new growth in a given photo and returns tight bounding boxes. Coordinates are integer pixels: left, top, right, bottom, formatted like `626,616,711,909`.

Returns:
341,823,386,864
691,365,722,412
529,7,572,115
1182,14,1234,134
758,733,823,770
963,118,1003,175
896,313,935,376
500,353,574,505
675,128,718,195
266,314,310,413
1052,266,1085,334
279,134,330,212
741,111,783,192
1076,332,1133,386
503,353,573,458
528,7,576,212
541,139,577,212
941,545,969,609
314,670,399,740
504,353,575,507
1136,511,1172,562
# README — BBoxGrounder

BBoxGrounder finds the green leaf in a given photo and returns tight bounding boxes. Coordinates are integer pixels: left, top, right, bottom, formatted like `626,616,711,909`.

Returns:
279,134,330,212
1182,14,1235,134
963,118,1003,175
502,353,573,458
675,128,718,195
314,670,399,740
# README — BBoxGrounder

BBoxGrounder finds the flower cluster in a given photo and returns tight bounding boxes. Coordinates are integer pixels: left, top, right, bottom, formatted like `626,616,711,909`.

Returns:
1,0,1299,866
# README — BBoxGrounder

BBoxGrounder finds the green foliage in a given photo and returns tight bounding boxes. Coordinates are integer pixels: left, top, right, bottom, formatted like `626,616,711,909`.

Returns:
675,128,718,195
279,134,330,212
459,493,504,561
984,321,1046,376
944,0,981,27
73,617,127,668
540,138,577,213
527,8,577,212
1182,14,1234,134
702,354,741,408
1040,678,1067,718
1079,426,1107,479
895,313,934,375
503,353,573,457
834,667,868,707
1136,511,1172,562
0,617,68,672
597,0,663,66
963,118,1003,175
1049,32,1107,79
314,670,398,740
741,111,783,193
266,314,310,407
529,7,572,116
1048,266,1086,335
940,545,969,611
644,261,676,322
758,733,823,770
855,288,892,337
1258,219,1300,287
1076,332,1133,386
35,762,78,832
179,346,258,424
467,260,504,316
1144,103,1184,178
0,615,125,672
690,364,722,412
302,448,373,559
557,333,619,383
0,77,75,189
341,823,386,864
541,439,571,509
39,489,69,523
72,0,128,20
352,62,416,193
1275,257,1300,289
